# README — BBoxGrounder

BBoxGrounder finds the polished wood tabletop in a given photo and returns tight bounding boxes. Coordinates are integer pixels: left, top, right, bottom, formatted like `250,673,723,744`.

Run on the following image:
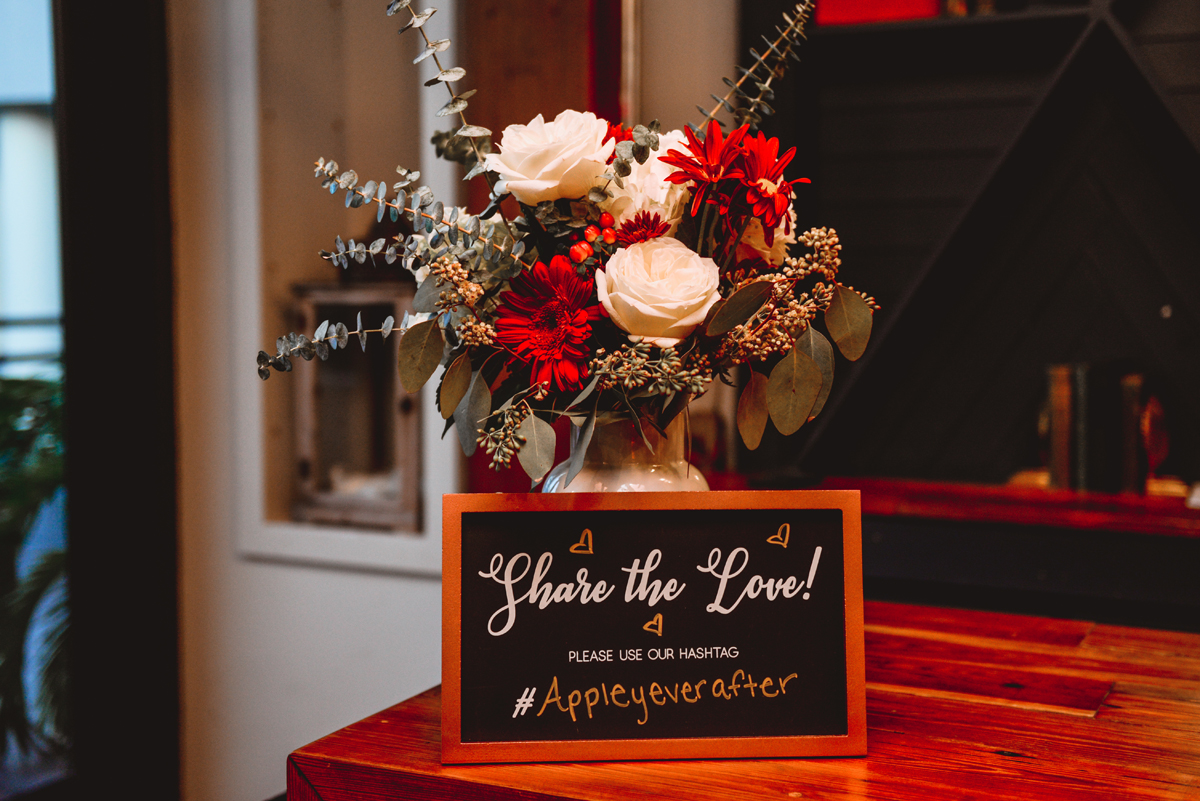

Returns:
288,601,1200,800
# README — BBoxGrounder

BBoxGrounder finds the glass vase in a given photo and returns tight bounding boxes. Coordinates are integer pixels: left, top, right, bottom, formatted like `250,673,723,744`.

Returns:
542,415,709,493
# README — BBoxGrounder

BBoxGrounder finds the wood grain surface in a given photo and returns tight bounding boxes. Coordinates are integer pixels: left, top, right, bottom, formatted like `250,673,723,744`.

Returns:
288,601,1200,800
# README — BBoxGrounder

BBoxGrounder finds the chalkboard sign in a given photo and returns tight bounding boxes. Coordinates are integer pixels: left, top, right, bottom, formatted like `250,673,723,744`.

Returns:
442,491,865,763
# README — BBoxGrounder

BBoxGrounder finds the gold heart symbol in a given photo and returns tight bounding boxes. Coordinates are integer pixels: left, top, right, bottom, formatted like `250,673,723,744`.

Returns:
569,528,593,555
767,523,790,548
643,613,663,637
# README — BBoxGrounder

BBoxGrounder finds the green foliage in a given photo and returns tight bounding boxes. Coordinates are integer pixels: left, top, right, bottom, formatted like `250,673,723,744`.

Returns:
706,281,773,337
795,325,835,420
0,378,67,755
736,370,769,451
453,370,492,457
824,285,873,361
438,353,472,420
0,380,63,549
396,318,445,392
766,346,822,436
516,414,556,484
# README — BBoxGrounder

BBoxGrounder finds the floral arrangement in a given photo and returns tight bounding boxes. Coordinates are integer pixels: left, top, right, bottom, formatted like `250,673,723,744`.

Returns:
259,0,877,487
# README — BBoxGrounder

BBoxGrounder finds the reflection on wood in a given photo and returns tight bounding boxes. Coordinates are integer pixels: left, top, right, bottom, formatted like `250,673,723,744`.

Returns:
820,476,1200,537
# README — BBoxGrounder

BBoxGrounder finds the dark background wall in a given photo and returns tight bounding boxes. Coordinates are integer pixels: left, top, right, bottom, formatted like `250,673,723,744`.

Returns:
739,0,1200,630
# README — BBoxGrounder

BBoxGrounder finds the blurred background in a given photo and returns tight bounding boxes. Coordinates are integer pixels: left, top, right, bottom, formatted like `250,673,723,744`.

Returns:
5,0,1198,799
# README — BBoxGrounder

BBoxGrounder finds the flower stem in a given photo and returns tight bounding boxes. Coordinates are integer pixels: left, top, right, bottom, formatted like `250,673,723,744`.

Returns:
722,215,752,272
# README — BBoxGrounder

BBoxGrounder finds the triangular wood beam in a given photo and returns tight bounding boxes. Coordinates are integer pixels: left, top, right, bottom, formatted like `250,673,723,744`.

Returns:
795,8,1200,472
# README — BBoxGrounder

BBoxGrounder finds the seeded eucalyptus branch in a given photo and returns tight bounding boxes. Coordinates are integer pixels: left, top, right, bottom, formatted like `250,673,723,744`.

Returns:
692,0,815,135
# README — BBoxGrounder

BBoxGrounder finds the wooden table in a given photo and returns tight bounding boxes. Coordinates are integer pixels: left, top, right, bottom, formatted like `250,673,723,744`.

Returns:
288,601,1200,800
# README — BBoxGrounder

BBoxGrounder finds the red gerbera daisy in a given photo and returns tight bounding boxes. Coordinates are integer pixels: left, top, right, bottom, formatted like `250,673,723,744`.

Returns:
494,255,603,392
615,210,671,246
603,122,634,164
737,130,811,244
660,119,749,217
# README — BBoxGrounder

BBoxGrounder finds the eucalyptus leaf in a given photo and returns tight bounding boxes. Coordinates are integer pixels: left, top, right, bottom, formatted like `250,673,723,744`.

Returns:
569,374,601,409
412,277,441,313
825,285,873,361
463,160,488,181
438,352,472,420
517,414,557,484
707,281,773,336
456,124,491,138
381,315,395,339
434,67,465,83
453,370,492,457
333,322,350,351
795,325,834,420
397,318,444,392
562,409,596,490
437,97,469,118
766,346,822,436
736,370,769,450
398,7,435,34
313,319,330,341
413,38,450,64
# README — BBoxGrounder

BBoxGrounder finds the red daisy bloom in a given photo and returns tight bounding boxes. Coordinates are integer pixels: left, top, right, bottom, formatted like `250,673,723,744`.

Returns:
737,130,810,244
603,122,634,164
494,255,603,392
660,119,749,217
615,210,671,246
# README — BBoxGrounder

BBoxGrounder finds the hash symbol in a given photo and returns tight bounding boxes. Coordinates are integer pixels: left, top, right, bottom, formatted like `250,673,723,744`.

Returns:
513,687,537,718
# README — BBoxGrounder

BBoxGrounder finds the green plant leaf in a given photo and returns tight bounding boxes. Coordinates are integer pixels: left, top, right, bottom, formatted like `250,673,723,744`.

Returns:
456,124,491,138
517,414,556,484
437,96,469,118
438,352,471,420
397,318,443,392
562,409,596,490
736,370,769,450
707,281,773,336
412,277,441,313
795,325,834,420
766,346,822,436
569,374,601,409
700,297,725,334
825,285,873,361
453,370,491,457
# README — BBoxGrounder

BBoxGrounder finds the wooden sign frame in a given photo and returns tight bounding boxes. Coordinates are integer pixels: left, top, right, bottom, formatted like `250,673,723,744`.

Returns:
442,490,866,764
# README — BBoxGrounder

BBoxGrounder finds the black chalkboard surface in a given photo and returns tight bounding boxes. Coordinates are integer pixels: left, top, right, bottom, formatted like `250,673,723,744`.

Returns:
442,491,865,763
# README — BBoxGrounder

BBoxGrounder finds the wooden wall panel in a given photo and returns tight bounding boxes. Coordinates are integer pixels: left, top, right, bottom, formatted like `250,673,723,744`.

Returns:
459,0,594,213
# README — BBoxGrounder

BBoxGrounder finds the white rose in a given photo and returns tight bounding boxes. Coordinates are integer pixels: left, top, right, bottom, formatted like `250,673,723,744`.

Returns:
601,130,691,230
596,237,721,348
736,206,797,266
484,110,615,205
